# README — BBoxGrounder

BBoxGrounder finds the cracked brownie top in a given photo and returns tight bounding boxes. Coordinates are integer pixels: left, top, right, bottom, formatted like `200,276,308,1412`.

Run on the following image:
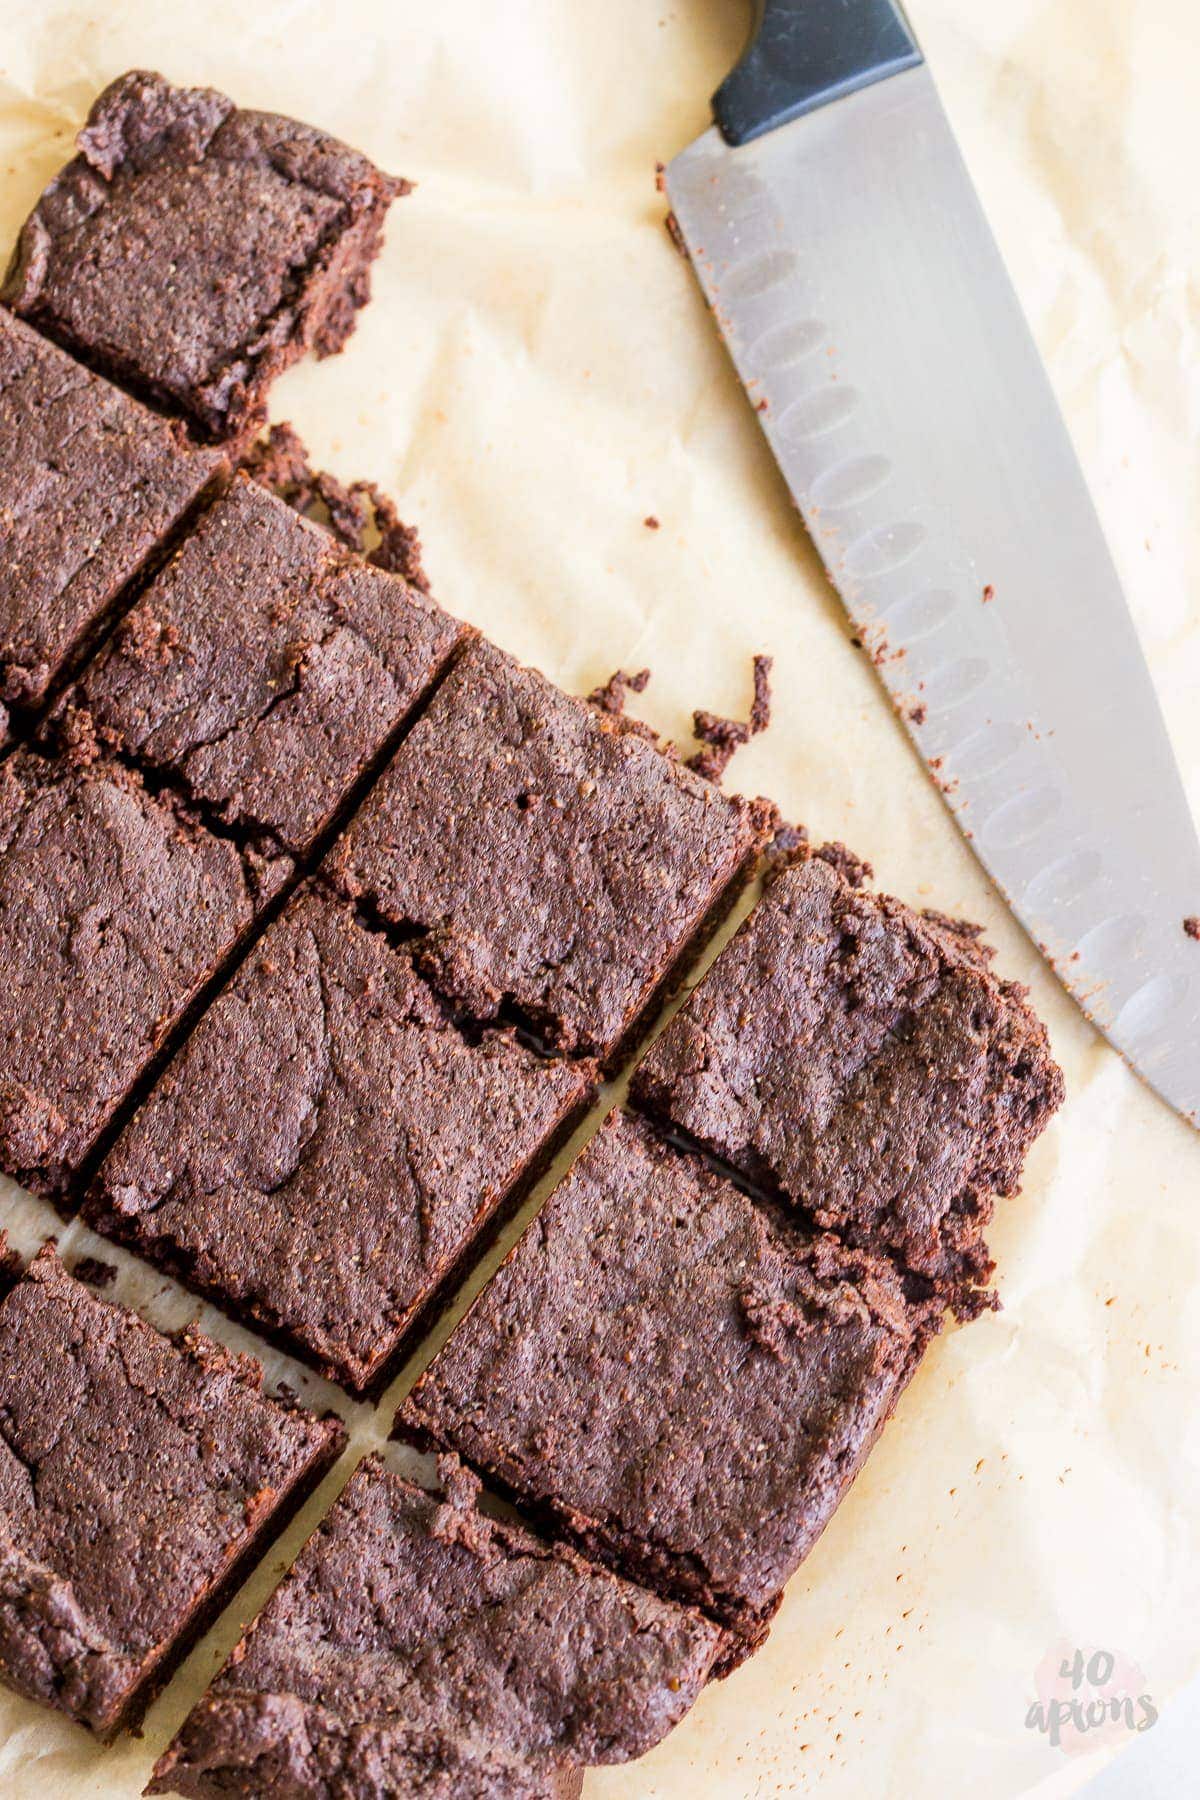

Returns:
398,1111,933,1665
0,749,290,1201
0,1243,343,1738
88,885,593,1393
0,309,222,735
149,1454,720,1796
632,853,1064,1314
326,637,771,1064
53,475,467,857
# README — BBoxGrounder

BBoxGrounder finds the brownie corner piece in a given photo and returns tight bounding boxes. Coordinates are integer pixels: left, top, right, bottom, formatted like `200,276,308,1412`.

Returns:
631,849,1065,1313
149,1451,721,1798
326,637,769,1063
0,307,222,728
58,473,468,857
397,1110,929,1665
88,884,593,1394
3,69,406,440
0,748,290,1202
0,1242,343,1739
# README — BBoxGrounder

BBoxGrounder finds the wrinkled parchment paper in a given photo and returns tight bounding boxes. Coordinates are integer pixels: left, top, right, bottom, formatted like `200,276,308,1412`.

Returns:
0,2,1196,1794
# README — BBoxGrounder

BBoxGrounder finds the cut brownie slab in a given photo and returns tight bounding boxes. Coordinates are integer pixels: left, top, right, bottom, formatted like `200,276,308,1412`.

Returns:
326,637,769,1065
149,1453,720,1798
88,885,594,1395
0,1243,344,1739
4,70,405,441
0,309,222,738
398,1112,933,1666
54,475,468,856
0,749,290,1202
632,852,1064,1313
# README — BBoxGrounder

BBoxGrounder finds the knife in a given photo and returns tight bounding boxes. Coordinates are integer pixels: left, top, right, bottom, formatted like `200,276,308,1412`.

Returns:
665,0,1200,1129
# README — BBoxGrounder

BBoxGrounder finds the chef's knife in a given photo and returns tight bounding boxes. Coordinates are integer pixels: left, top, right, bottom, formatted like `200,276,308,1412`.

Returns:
666,0,1200,1128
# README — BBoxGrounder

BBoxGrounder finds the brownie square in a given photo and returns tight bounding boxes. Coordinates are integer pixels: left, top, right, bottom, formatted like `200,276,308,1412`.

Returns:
326,638,769,1064
398,1111,932,1665
0,749,290,1202
88,885,594,1394
4,71,405,441
632,852,1064,1313
149,1453,721,1798
0,309,222,738
55,475,469,856
0,1243,344,1739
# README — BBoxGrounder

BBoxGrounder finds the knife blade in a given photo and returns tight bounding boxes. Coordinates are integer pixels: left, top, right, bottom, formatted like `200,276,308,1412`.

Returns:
666,11,1200,1128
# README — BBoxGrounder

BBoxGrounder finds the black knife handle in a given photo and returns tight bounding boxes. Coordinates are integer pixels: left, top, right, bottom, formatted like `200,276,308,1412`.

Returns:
713,0,923,146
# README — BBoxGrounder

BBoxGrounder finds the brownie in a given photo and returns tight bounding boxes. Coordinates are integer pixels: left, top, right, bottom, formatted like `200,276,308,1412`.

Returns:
4,70,405,441
88,885,594,1395
0,309,222,737
156,1719,581,1800
54,475,468,856
0,749,290,1202
398,1112,931,1665
149,1454,721,1797
632,853,1065,1312
326,638,769,1064
0,1243,344,1739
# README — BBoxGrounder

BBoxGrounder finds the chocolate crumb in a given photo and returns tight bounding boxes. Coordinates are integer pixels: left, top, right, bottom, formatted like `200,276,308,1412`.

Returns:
644,515,660,530
654,160,666,194
908,702,927,726
812,840,874,889
982,584,995,603
588,668,651,716
71,1254,117,1290
664,211,687,257
1185,916,1200,941
243,424,431,592
686,653,773,783
351,478,432,592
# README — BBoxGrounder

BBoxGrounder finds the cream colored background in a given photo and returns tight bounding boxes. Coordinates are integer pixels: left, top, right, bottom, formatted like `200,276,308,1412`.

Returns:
0,1,1196,1795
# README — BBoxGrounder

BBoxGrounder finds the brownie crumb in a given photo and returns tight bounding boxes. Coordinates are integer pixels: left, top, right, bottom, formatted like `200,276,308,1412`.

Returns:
654,160,667,195
243,423,431,592
585,667,660,744
921,909,996,964
756,799,809,865
908,702,927,726
686,654,773,784
1184,916,1200,941
644,515,660,530
55,702,106,768
812,840,874,890
71,1254,118,1289
664,211,688,257
355,478,432,591
587,667,651,716
982,584,995,603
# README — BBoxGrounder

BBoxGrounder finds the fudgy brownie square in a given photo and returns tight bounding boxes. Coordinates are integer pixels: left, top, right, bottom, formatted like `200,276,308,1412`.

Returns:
54,475,469,857
4,70,405,441
149,1453,721,1798
0,309,222,739
0,749,290,1202
326,637,769,1064
88,885,595,1395
632,851,1064,1313
398,1111,933,1666
0,1243,344,1739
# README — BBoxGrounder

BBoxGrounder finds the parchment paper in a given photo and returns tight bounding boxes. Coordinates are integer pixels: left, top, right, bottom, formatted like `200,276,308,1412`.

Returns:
0,2,1196,1795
